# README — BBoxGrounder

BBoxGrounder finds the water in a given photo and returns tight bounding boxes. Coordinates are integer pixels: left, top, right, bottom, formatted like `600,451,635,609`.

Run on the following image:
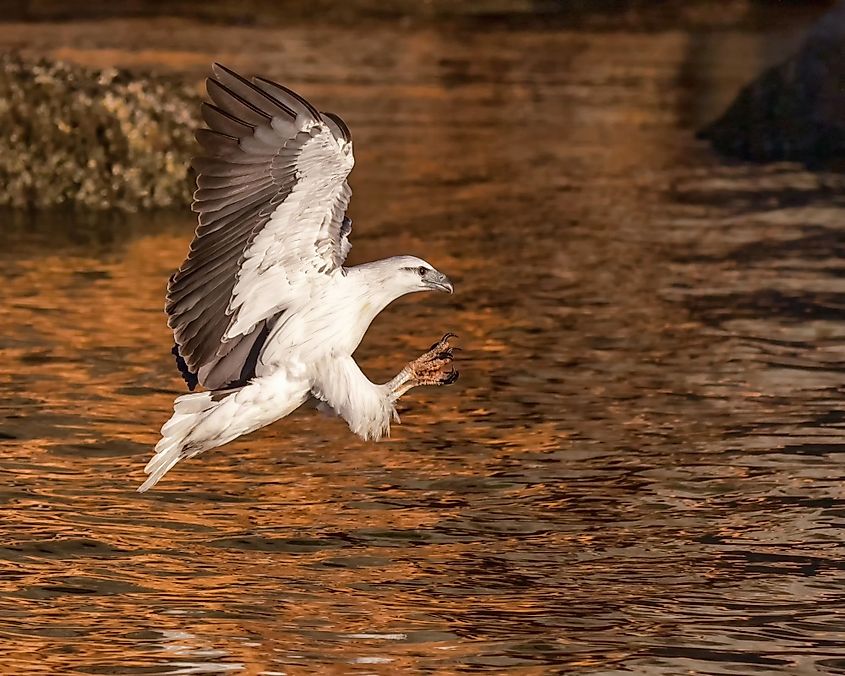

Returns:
2,14,845,674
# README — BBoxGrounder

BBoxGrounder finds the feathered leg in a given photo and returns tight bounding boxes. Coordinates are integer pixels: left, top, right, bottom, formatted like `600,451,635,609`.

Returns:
310,337,458,442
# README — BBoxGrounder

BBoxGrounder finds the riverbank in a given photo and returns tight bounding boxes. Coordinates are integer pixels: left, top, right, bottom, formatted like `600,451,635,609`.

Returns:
0,54,199,210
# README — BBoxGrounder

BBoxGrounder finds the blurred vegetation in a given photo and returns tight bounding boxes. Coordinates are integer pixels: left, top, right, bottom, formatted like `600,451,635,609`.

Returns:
0,54,200,211
0,0,551,23
4,0,836,28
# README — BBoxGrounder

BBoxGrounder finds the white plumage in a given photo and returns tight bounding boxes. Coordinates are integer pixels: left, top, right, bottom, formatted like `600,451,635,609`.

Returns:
138,64,457,492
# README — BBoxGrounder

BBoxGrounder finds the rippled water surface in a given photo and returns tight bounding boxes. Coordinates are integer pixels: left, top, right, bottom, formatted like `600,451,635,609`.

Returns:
3,15,845,674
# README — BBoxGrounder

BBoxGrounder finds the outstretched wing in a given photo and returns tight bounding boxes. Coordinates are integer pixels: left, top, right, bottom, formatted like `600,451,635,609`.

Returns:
167,63,355,390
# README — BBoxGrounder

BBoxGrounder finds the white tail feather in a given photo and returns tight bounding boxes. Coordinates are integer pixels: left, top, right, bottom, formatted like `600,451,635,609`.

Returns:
138,391,227,493
138,371,311,493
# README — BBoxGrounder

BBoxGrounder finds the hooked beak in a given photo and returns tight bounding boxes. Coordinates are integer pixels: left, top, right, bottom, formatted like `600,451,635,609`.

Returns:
426,270,454,294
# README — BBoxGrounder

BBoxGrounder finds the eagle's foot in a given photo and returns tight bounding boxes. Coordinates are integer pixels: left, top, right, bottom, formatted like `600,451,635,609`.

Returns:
387,334,459,401
408,333,459,386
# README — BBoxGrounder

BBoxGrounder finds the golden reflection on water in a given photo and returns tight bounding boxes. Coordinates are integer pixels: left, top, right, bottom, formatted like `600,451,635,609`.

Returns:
2,12,845,675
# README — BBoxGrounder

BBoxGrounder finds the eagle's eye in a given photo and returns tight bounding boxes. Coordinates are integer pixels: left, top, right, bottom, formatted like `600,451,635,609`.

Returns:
418,266,428,276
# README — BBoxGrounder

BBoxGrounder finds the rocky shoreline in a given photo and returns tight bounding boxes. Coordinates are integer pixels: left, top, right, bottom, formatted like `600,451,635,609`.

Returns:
0,54,200,211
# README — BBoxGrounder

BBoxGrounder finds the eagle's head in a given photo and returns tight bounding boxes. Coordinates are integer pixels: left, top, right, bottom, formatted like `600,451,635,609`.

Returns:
393,255,453,295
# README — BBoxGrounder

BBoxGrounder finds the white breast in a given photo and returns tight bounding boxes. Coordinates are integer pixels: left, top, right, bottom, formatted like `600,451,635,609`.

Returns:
256,270,375,374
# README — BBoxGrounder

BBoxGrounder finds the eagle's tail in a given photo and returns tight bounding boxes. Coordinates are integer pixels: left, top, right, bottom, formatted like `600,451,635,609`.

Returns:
139,390,235,492
139,373,311,492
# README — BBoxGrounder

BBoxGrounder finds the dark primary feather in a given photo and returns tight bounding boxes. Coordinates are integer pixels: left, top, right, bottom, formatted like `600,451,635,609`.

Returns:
253,75,320,120
324,112,352,143
166,64,354,391
206,78,272,127
172,344,199,391
201,102,255,138
214,64,296,119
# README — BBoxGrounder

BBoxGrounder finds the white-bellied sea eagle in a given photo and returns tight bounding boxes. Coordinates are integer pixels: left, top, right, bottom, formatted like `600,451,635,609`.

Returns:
138,64,457,492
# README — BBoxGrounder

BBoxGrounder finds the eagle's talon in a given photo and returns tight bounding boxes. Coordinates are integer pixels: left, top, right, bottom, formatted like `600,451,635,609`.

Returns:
404,334,460,388
427,332,457,353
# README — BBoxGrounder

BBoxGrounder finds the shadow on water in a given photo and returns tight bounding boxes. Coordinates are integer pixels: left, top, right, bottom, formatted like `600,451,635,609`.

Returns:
2,11,845,675
0,209,188,253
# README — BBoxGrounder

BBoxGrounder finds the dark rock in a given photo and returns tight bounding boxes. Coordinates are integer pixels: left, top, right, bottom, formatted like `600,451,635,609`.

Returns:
699,1,845,166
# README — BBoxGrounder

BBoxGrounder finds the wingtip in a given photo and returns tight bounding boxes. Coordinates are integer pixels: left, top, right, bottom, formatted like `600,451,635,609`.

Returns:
209,63,226,85
212,62,254,86
253,75,321,119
